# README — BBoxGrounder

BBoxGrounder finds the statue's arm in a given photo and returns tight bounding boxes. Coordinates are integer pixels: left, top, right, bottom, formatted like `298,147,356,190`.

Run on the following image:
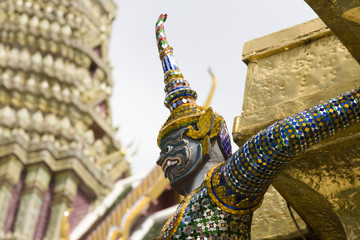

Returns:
207,88,360,214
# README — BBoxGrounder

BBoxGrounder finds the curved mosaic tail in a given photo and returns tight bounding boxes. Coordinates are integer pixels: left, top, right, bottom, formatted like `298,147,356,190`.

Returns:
155,14,169,52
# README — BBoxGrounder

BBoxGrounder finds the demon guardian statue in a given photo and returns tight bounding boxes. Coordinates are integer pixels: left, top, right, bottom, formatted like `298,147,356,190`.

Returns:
154,14,359,239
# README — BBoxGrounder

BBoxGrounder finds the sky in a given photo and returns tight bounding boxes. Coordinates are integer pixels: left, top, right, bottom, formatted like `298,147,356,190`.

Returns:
109,1,318,175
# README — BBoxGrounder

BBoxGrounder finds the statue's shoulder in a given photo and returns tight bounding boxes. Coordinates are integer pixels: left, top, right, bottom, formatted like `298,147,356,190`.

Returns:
206,163,263,214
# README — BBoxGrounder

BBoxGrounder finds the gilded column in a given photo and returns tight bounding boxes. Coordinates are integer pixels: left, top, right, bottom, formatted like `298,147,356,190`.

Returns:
0,156,23,230
44,171,79,240
14,163,51,239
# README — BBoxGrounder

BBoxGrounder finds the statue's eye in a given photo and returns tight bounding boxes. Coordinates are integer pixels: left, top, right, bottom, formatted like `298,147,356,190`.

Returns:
165,145,173,153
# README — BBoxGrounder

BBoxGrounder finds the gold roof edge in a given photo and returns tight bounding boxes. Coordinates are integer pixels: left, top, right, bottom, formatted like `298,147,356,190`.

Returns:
242,18,331,64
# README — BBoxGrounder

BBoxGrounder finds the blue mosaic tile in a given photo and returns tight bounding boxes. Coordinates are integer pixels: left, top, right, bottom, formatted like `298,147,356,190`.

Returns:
314,104,335,135
219,123,232,158
284,116,308,151
264,125,292,157
299,110,321,145
338,95,357,125
252,134,289,167
226,152,271,193
243,141,280,176
346,92,360,121
308,108,329,140
328,98,349,129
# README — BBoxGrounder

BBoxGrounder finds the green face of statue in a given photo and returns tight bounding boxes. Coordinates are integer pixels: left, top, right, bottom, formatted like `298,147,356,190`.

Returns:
157,127,203,194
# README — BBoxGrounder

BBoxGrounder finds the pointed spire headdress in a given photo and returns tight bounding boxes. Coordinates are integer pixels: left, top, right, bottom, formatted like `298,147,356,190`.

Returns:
156,14,205,145
156,14,232,159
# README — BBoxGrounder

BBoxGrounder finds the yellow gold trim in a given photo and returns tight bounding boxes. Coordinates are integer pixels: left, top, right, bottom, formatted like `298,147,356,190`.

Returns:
210,117,222,139
109,228,121,240
60,208,72,240
164,72,184,84
164,70,181,77
206,164,264,214
159,47,173,59
201,136,210,156
161,51,172,60
158,116,199,147
157,104,205,146
187,108,213,139
165,77,184,85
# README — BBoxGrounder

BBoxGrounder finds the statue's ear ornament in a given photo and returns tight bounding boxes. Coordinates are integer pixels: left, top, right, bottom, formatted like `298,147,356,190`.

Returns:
187,108,214,157
187,108,214,139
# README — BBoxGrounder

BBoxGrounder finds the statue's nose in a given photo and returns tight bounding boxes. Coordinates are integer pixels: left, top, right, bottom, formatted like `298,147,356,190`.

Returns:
156,155,163,166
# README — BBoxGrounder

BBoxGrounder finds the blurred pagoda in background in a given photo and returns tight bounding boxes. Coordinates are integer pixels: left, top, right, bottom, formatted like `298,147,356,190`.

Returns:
0,0,132,239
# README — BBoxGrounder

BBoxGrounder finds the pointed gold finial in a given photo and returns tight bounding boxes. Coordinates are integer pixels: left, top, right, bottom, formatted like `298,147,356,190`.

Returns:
204,68,217,109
